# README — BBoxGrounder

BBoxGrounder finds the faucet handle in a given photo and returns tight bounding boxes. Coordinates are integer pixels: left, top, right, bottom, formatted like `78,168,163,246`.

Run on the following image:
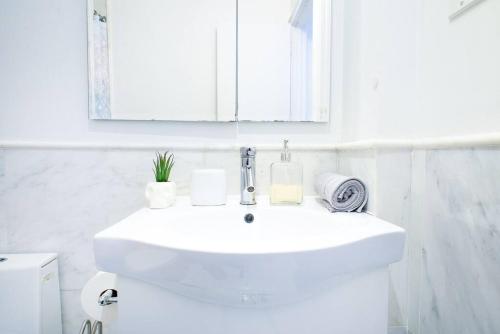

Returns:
240,147,256,157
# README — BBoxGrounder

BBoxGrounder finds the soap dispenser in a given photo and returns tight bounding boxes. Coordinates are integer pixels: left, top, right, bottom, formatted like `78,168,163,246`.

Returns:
270,139,303,205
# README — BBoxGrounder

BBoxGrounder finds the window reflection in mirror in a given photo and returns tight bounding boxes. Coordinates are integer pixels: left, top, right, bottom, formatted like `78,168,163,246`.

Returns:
238,0,330,122
91,0,111,119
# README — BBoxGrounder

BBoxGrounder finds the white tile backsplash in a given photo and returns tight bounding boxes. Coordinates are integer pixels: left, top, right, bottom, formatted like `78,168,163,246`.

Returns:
0,149,5,177
0,149,6,251
5,144,500,334
0,147,336,333
376,150,413,328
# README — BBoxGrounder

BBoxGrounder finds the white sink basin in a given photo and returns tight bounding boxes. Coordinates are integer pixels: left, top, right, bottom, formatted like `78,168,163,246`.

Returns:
94,196,405,334
94,196,405,306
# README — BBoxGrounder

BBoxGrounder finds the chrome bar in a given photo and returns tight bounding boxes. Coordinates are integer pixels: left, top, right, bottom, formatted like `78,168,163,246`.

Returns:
79,320,92,334
91,321,103,334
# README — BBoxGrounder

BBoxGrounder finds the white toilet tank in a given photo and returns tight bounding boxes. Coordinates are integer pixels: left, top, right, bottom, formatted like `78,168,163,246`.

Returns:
0,253,63,334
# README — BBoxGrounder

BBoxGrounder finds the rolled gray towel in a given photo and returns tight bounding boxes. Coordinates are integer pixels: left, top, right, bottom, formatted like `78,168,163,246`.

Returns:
314,173,368,212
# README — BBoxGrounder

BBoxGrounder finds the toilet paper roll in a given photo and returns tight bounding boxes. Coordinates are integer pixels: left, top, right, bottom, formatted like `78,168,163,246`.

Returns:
81,272,118,323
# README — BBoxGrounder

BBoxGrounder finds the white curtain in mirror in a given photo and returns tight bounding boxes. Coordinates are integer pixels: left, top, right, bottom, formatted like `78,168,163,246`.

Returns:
91,9,111,119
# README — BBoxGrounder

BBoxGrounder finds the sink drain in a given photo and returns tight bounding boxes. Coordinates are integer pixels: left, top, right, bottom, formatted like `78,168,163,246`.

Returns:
0,258,8,263
244,213,254,224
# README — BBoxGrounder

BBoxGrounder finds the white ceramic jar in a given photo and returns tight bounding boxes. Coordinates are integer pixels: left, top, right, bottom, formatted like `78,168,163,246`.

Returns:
190,169,226,206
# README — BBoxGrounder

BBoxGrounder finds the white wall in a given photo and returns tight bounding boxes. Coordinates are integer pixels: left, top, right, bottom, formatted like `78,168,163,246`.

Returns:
0,0,341,146
341,0,500,141
418,0,500,138
341,0,418,141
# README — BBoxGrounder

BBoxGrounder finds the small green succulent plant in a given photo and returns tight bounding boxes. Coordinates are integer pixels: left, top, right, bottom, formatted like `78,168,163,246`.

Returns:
153,151,175,182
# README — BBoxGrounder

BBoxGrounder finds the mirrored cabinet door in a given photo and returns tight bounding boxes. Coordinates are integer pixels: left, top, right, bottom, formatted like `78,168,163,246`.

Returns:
88,0,331,122
237,0,331,122
89,0,236,121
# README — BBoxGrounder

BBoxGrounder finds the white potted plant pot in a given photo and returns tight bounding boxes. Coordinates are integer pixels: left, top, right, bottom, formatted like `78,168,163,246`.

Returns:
146,151,176,209
145,181,176,209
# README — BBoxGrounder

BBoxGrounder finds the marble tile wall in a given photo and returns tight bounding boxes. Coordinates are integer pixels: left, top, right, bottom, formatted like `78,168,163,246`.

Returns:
337,147,500,334
4,145,498,334
420,149,500,334
0,149,6,251
375,150,413,329
336,149,413,332
406,150,426,334
0,147,336,334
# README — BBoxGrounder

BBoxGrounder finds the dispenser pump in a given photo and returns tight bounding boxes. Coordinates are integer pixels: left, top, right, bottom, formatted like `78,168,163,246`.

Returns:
281,139,291,162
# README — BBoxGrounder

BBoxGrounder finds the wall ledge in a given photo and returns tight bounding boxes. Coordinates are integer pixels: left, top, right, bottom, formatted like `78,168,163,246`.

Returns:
333,132,500,151
0,140,334,151
1,132,500,151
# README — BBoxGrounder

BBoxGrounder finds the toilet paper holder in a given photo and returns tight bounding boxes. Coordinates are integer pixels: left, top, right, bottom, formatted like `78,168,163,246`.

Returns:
98,289,118,306
79,320,102,334
78,289,117,334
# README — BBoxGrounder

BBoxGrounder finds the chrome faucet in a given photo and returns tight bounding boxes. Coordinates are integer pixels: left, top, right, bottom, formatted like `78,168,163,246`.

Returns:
240,147,256,205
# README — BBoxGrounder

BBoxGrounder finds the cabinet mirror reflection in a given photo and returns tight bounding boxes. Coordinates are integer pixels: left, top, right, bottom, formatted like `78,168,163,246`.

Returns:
88,0,331,122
